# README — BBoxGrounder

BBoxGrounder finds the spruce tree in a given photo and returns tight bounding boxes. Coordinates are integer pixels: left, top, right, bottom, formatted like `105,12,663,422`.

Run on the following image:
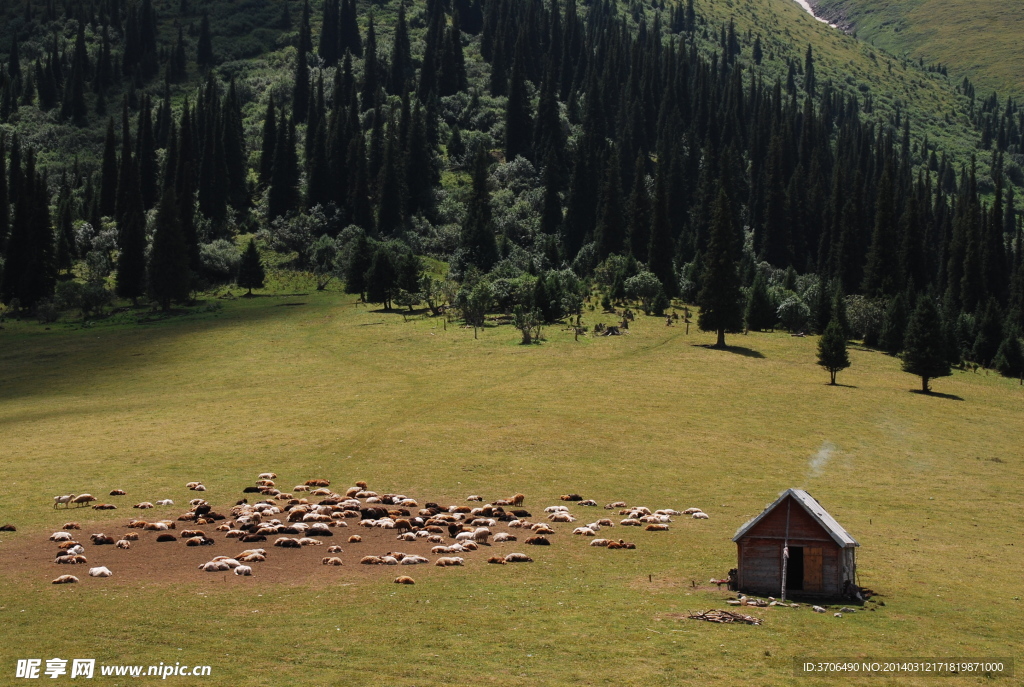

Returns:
626,155,649,260
817,317,850,385
879,292,909,354
197,12,214,69
971,297,1003,366
237,238,266,296
365,245,398,309
745,271,776,331
148,187,192,311
99,118,119,217
504,44,533,162
345,231,372,297
993,328,1023,378
697,189,744,348
902,295,952,392
268,116,300,220
259,95,277,185
0,134,8,250
647,169,676,297
594,152,624,260
388,2,412,95
459,147,499,272
318,0,340,67
115,161,147,303
292,45,310,124
360,16,379,110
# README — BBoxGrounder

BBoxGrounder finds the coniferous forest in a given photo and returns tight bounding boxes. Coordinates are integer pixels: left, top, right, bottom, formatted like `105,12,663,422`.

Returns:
0,0,1023,376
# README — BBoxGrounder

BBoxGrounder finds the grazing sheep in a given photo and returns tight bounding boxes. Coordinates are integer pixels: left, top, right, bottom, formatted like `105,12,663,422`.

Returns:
434,557,464,567
62,522,81,530
400,555,429,565
49,532,73,542
199,561,230,572
293,485,310,492
185,536,215,547
52,575,79,584
487,556,507,564
572,527,597,536
619,519,642,527
90,534,115,545
115,539,131,549
92,503,117,510
143,522,169,531
548,512,576,523
492,532,516,543
530,524,555,534
467,495,483,502
503,553,533,563
305,479,330,488
692,512,709,520
543,506,570,514
88,566,113,578
394,576,416,584
604,501,627,509
396,532,417,542
241,534,267,543
590,539,611,547
156,533,177,542
322,557,344,566
122,532,139,541
238,553,266,563
234,565,253,576
53,494,77,509
55,555,87,564
180,529,207,539
579,500,598,506
56,541,81,550
326,545,344,553
682,508,703,515
298,537,323,546
155,499,174,506
380,556,399,565
360,556,384,565
525,536,550,546
348,535,362,543
274,537,301,548
644,524,669,531
511,493,526,506
560,494,583,502
109,489,127,496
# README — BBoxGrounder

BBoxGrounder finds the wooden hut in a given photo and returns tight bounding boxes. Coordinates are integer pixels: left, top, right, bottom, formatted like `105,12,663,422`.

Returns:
732,489,859,599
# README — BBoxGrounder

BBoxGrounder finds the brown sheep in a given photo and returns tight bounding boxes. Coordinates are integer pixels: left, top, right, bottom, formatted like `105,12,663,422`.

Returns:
434,557,464,567
56,541,81,550
487,556,507,565
321,557,344,566
503,553,533,563
55,555,88,565
348,535,362,543
525,536,550,546
327,545,344,553
305,479,331,488
644,524,669,531
185,536,215,547
393,576,415,584
560,494,583,502
180,529,207,539
52,575,79,584
92,504,117,510
393,519,413,533
511,493,526,506
274,537,301,548
109,489,127,496
90,534,115,545
133,502,154,509
62,522,81,530
71,494,97,507
360,556,383,565
241,534,268,543
156,533,177,542
355,481,368,489
123,532,140,541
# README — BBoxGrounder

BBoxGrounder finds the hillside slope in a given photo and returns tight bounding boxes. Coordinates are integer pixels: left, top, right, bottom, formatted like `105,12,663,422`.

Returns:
810,0,1024,99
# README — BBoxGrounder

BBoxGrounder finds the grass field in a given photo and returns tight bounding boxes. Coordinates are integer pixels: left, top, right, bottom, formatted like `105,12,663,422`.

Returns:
1,285,1022,685
812,0,1024,98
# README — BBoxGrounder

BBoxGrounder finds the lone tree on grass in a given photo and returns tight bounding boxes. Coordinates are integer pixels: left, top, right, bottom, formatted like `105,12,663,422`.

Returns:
148,187,191,311
237,238,266,296
901,295,951,393
817,317,850,385
697,188,743,348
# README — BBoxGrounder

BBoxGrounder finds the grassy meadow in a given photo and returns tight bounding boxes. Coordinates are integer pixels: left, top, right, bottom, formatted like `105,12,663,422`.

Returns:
1,284,1022,685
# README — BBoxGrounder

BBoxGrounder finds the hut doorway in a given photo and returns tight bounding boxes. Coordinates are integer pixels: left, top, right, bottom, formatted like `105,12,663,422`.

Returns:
786,546,804,590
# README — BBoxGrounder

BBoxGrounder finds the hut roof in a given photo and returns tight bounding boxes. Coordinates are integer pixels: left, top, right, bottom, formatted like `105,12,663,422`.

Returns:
732,489,859,548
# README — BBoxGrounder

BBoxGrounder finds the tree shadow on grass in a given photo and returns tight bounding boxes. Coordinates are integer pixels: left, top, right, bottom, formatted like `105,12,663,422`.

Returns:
826,383,859,388
694,343,765,358
909,389,964,401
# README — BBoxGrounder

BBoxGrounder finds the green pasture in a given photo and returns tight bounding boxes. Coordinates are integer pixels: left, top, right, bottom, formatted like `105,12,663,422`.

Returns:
0,286,1022,685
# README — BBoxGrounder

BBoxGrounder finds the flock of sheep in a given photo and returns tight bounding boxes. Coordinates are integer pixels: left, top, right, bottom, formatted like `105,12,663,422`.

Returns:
45,476,710,586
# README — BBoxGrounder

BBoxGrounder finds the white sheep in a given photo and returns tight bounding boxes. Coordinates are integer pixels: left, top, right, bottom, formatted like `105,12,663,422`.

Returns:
467,495,483,502
400,555,429,565
692,512,710,520
492,532,516,543
543,506,570,513
49,531,72,542
66,544,85,555
88,566,113,578
52,575,79,584
683,508,703,515
298,537,323,546
590,538,611,547
434,556,465,567
548,512,576,523
234,565,253,576
572,527,597,536
199,561,230,572
257,473,277,480
155,499,174,506
656,509,682,516
115,540,131,549
53,494,76,509
579,499,598,506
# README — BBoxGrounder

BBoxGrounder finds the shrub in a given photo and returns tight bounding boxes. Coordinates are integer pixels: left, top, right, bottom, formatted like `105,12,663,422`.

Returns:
199,240,242,284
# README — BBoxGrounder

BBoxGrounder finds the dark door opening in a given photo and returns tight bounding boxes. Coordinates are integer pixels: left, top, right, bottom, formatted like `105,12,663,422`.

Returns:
786,546,804,591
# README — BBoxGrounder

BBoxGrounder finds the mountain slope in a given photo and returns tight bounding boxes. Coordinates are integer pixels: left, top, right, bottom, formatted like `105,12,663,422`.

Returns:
810,0,1024,99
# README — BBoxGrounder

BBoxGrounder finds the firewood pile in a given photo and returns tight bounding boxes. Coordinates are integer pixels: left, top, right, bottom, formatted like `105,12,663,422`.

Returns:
687,609,763,625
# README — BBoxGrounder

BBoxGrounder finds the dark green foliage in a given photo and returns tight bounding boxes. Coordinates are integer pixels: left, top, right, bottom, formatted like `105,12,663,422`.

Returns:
259,95,277,185
647,170,676,297
831,283,850,340
115,162,147,302
817,317,850,384
993,329,1023,378
594,152,624,260
697,189,744,348
237,238,266,295
459,148,499,273
388,3,413,95
0,151,55,309
99,118,119,217
745,271,775,331
902,296,952,392
319,0,340,66
971,297,1003,366
345,231,372,297
504,44,533,162
268,117,300,220
148,187,192,311
365,245,398,308
198,13,215,68
879,292,909,353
